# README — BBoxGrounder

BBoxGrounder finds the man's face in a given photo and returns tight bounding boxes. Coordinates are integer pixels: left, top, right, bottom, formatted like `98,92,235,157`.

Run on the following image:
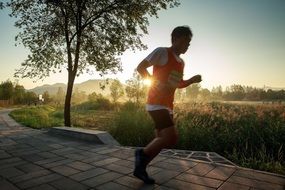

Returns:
175,35,192,54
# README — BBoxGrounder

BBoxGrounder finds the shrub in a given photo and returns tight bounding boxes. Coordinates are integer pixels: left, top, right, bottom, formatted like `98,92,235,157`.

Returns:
72,97,114,111
10,105,63,128
109,102,154,146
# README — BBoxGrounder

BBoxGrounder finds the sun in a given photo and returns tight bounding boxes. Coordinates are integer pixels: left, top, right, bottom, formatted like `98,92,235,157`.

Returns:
143,78,152,86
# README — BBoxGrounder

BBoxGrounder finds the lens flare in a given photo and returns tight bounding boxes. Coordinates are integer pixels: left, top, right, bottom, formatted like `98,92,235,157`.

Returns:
143,78,152,86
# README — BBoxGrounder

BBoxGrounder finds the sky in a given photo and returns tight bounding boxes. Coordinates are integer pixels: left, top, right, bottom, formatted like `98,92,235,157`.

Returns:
0,0,285,90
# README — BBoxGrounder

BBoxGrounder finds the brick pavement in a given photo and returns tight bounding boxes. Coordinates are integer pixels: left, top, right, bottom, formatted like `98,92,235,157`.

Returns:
0,109,285,190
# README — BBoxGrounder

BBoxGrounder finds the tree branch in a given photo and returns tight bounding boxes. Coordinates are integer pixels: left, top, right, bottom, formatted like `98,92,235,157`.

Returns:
69,0,120,43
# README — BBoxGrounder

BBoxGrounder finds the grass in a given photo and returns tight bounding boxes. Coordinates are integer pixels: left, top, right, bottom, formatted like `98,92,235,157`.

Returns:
173,102,285,174
9,105,114,130
9,105,64,129
71,110,115,130
108,102,155,146
8,101,285,175
109,101,285,175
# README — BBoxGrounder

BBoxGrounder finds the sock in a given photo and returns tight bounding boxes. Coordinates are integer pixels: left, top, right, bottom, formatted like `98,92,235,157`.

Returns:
133,149,155,184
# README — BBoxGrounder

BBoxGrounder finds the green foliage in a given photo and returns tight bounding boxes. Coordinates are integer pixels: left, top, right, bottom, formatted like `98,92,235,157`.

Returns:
0,80,14,100
24,91,38,104
42,91,51,103
3,0,180,126
73,95,114,111
71,110,115,130
51,110,64,119
199,88,211,100
125,71,147,103
211,86,223,100
223,84,246,100
0,80,38,105
109,101,154,146
52,87,65,108
0,2,4,9
178,84,285,102
1,0,179,78
110,79,124,103
111,101,285,174
13,84,26,104
88,92,99,102
10,104,113,130
10,106,63,128
71,88,88,105
180,103,285,174
8,98,285,174
185,83,200,99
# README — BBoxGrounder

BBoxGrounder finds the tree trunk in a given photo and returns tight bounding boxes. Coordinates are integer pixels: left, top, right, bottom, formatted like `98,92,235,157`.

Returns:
64,71,76,127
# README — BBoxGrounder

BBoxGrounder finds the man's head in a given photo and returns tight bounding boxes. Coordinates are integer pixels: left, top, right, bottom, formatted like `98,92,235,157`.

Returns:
171,26,192,54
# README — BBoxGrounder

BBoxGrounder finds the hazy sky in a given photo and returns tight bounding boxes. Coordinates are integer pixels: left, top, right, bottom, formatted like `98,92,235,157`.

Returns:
0,0,285,90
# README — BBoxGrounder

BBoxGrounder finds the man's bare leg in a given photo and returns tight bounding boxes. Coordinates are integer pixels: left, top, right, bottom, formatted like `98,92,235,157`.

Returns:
143,126,178,160
133,126,178,184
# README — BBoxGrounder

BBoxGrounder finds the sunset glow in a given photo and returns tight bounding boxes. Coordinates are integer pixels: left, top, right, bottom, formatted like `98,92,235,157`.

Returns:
0,0,284,90
143,78,152,87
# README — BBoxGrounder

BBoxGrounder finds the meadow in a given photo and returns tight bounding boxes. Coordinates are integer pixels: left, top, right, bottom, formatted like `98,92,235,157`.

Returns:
9,101,285,175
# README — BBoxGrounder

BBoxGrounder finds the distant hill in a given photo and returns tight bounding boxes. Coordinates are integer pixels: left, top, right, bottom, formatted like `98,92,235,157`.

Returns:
28,79,117,96
29,83,66,95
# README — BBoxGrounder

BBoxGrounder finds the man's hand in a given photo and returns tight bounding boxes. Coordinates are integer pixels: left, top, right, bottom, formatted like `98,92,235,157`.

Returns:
137,60,151,79
189,75,202,84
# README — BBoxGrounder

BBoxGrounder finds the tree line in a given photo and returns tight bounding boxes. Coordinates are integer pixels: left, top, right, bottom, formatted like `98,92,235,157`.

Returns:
122,72,285,103
200,84,285,102
1,75,284,107
0,80,38,105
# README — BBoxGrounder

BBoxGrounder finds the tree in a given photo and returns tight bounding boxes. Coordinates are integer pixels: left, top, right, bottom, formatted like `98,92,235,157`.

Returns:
24,91,38,105
125,71,147,103
199,88,211,100
72,88,87,105
175,88,185,102
0,80,14,101
54,87,65,106
42,90,52,103
88,92,99,102
244,86,261,101
13,84,26,104
211,85,223,100
223,84,245,101
1,0,179,126
110,79,124,103
185,83,200,100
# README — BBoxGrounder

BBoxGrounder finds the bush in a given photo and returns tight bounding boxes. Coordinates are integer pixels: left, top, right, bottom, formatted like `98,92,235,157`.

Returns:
109,102,154,146
10,105,63,128
72,97,114,111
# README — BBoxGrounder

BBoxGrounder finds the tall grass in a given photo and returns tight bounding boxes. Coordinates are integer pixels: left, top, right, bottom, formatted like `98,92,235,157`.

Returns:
71,99,116,130
174,102,285,174
72,98,114,111
110,101,285,174
109,102,155,146
9,104,114,130
71,110,115,130
10,105,64,128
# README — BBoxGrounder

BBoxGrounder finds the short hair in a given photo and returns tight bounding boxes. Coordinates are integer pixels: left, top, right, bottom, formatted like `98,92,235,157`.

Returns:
171,26,192,43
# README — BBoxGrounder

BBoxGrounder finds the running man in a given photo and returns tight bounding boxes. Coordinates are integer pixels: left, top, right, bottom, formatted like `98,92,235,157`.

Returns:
134,26,202,184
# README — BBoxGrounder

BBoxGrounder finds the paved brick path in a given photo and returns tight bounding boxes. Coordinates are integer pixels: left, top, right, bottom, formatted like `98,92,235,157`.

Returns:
0,109,285,190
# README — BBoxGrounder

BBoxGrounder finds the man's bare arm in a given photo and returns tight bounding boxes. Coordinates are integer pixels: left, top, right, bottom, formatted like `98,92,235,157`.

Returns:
137,60,152,79
178,75,202,88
